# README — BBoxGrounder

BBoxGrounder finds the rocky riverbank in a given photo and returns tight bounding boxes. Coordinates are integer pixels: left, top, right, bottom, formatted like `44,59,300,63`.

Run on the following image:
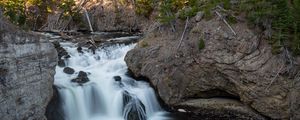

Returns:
125,12,300,119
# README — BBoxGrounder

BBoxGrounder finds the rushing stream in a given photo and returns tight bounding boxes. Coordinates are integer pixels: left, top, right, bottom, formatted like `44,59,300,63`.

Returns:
53,36,170,120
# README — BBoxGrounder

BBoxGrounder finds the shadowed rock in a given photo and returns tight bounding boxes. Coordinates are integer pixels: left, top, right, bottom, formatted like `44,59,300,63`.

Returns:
63,67,75,74
71,71,89,84
114,76,122,81
57,60,65,67
77,47,83,53
122,91,146,120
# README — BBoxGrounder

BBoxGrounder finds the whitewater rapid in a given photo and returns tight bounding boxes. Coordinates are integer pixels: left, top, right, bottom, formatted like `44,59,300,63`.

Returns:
53,42,170,120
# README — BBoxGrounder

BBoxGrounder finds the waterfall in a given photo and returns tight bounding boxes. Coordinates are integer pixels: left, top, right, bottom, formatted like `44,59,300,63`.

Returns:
54,42,170,120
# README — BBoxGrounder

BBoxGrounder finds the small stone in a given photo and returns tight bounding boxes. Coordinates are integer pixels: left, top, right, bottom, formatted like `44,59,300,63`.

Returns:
114,76,122,81
88,46,96,54
52,41,60,47
64,55,71,59
59,50,68,58
77,47,83,53
57,59,65,67
63,67,75,74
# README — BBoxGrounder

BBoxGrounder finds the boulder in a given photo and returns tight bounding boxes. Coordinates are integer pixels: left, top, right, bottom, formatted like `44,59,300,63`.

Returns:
71,71,89,84
125,16,300,119
0,17,57,119
63,67,75,74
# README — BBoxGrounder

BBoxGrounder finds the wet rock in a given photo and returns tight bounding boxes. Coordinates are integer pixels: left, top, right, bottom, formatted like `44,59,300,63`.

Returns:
77,47,83,53
78,71,87,77
88,46,96,54
52,41,69,59
122,91,146,120
63,67,75,74
71,71,89,84
45,87,64,120
59,50,68,57
64,55,71,59
114,76,122,81
57,60,65,67
52,41,60,48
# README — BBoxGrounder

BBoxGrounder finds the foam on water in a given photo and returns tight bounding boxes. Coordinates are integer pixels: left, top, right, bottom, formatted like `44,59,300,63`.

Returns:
54,42,170,120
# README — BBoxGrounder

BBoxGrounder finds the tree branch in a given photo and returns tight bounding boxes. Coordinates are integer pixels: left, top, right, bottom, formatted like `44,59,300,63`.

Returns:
176,17,189,51
215,11,237,36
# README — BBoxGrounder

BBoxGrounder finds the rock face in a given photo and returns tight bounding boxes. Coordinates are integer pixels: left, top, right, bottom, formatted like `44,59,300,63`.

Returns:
0,17,57,119
125,16,300,119
174,98,265,120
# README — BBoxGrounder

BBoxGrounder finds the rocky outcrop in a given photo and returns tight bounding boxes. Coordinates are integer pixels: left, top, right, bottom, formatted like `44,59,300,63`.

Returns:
0,16,57,119
125,15,300,119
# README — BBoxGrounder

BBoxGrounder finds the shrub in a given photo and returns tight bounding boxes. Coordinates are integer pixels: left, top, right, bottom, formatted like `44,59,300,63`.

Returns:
135,0,154,17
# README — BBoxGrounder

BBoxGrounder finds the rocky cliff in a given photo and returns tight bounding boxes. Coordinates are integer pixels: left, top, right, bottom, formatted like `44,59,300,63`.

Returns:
0,15,57,119
125,14,300,119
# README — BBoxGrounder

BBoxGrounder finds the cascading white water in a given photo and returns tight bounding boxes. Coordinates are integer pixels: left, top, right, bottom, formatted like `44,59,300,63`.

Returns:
54,42,171,120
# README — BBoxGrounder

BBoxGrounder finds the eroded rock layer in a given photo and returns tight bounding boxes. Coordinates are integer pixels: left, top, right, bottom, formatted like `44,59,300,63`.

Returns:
125,16,300,119
0,16,57,119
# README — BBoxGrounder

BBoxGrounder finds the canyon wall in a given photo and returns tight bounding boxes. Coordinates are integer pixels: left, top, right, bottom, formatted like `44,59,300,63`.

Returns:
0,15,57,119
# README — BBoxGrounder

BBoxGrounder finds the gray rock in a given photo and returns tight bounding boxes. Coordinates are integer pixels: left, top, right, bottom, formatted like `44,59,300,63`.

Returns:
63,67,75,74
77,47,83,53
114,76,122,81
0,17,57,120
57,60,66,67
195,11,204,22
176,98,266,120
125,17,300,119
71,71,89,84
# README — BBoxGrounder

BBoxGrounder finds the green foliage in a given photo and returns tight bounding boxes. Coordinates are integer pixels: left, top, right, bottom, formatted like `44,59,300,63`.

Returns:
135,0,154,17
0,0,26,26
291,0,300,55
198,37,205,50
0,0,77,29
242,0,300,55
227,15,237,24
157,0,175,24
178,3,200,20
58,0,76,18
158,0,200,23
139,40,149,48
